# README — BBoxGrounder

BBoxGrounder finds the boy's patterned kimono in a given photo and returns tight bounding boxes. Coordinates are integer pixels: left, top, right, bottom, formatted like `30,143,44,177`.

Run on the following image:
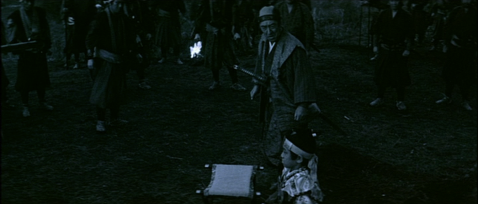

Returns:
267,167,324,204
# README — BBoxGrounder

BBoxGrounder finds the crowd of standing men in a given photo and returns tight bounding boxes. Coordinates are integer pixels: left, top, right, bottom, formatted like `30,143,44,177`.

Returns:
367,0,476,111
1,0,476,151
1,0,316,129
1,0,477,159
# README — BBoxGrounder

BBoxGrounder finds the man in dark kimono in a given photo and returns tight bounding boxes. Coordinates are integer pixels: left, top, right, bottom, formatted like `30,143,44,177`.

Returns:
435,0,477,110
250,6,320,167
1,20,15,110
86,0,139,132
6,0,53,117
233,0,255,56
409,0,430,43
369,0,414,111
193,0,247,91
124,0,154,89
151,0,186,65
428,0,448,51
62,0,98,69
274,0,315,52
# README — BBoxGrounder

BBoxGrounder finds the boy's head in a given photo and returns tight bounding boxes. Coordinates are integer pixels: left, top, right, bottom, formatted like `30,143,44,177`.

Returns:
281,129,316,169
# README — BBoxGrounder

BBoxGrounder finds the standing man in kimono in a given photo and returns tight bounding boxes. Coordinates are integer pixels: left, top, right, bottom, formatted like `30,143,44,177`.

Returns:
6,0,53,117
428,0,448,51
86,0,140,132
1,20,15,110
193,0,247,91
435,0,476,110
233,0,255,56
61,0,98,69
151,0,186,65
124,0,154,90
369,0,414,111
274,0,315,53
250,6,320,167
409,0,430,44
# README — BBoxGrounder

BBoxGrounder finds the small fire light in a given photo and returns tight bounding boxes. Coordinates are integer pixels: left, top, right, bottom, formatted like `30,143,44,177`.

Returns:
190,41,202,58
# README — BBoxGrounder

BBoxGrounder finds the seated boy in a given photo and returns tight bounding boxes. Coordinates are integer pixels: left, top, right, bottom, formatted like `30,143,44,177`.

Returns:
266,129,324,204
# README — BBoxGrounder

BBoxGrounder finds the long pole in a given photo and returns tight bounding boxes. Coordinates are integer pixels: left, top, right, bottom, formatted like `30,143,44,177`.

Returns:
367,5,371,47
359,4,363,46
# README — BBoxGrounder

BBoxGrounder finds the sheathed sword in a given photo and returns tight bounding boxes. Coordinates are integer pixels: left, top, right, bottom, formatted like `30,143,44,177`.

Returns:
1,41,39,53
233,65,267,84
234,65,348,136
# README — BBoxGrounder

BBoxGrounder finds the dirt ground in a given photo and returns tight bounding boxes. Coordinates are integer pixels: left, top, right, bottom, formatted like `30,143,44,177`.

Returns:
2,1,477,204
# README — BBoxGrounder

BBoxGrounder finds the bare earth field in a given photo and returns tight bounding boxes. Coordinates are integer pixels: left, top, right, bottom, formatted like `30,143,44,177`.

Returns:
2,1,477,204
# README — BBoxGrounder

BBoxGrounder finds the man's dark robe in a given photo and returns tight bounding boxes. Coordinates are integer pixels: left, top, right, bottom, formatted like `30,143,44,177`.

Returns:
410,3,429,42
429,3,447,43
275,1,314,51
371,8,413,88
151,0,185,50
125,0,155,69
254,29,317,166
2,21,9,103
195,0,239,70
86,8,137,109
63,0,98,54
442,4,477,87
233,0,255,53
6,7,51,92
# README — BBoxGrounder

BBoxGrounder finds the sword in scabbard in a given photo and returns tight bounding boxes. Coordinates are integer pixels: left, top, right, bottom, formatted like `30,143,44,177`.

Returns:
233,65,268,85
1,41,39,53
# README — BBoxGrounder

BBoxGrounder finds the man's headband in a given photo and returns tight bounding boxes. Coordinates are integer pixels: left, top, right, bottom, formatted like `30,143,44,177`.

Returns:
284,138,314,160
258,6,280,23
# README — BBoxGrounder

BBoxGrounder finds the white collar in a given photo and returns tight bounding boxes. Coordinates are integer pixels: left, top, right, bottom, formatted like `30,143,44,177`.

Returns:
269,41,276,53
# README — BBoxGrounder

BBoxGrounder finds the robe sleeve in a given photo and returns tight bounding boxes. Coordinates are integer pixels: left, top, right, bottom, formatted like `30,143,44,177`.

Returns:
289,48,317,104
38,8,51,52
301,3,315,50
193,0,209,36
86,12,106,51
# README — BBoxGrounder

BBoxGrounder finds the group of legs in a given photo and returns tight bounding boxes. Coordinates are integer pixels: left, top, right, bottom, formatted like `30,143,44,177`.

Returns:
369,78,473,111
20,88,53,117
368,45,474,111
